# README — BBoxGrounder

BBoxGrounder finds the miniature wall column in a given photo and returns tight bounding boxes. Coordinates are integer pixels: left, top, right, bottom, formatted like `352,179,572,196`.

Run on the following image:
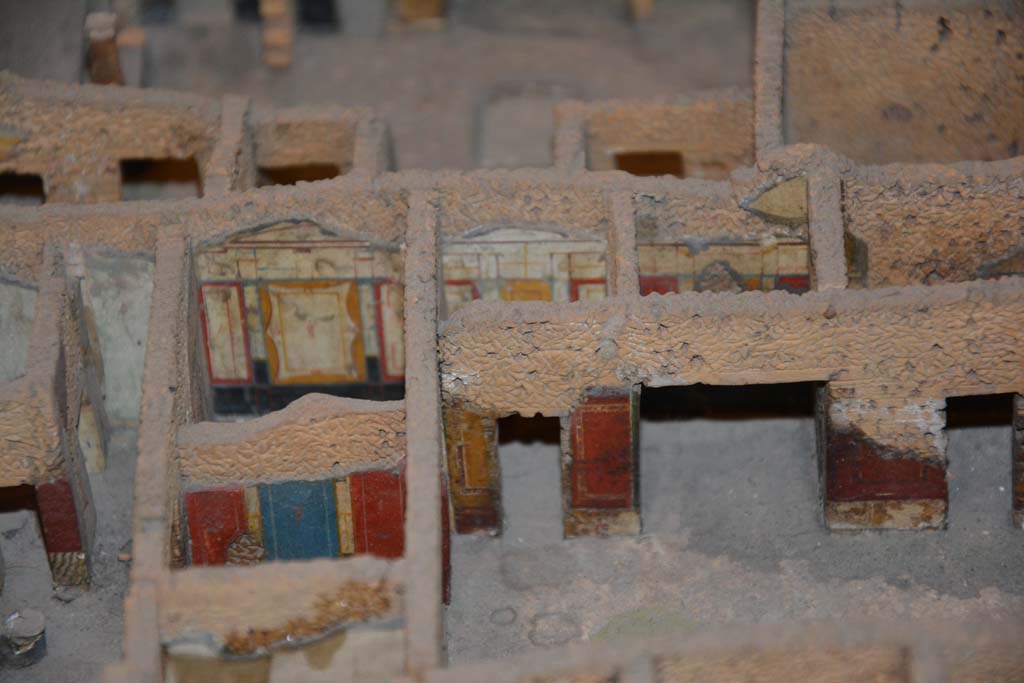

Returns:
1013,393,1024,529
562,387,640,538
443,401,501,534
820,384,948,530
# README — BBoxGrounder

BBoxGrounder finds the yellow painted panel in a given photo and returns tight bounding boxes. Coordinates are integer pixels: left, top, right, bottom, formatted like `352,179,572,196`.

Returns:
501,279,552,302
262,280,365,384
244,487,262,545
335,478,354,556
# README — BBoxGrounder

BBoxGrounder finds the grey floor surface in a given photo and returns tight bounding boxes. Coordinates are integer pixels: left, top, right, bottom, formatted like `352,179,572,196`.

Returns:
445,416,1023,662
0,430,135,683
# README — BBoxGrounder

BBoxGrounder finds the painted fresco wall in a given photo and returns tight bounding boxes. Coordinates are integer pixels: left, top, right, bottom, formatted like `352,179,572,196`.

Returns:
442,227,607,317
184,466,406,566
195,221,404,415
638,239,810,295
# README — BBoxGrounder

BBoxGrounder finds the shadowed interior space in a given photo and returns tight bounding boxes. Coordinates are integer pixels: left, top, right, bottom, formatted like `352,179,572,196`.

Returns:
256,163,342,187
614,150,684,178
0,172,45,205
119,157,202,200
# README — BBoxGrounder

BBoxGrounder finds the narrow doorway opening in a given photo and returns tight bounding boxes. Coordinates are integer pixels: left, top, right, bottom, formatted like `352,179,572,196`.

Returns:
497,414,561,544
945,393,1015,528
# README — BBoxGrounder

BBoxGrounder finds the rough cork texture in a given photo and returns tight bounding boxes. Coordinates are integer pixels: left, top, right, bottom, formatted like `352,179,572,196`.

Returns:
555,91,754,177
0,379,64,486
158,556,402,647
0,251,69,486
753,0,785,154
204,94,254,196
402,191,445,672
784,5,1024,164
0,72,220,203
176,395,406,486
0,178,409,284
440,277,1024,417
131,238,190,581
635,182,805,244
435,174,610,239
827,395,947,460
251,104,368,172
843,162,1024,287
657,646,909,682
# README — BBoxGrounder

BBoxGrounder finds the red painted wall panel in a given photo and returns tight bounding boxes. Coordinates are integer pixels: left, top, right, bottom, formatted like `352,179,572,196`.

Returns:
351,466,406,559
640,276,679,296
185,488,247,565
36,480,83,553
569,393,635,509
777,274,811,293
826,431,948,502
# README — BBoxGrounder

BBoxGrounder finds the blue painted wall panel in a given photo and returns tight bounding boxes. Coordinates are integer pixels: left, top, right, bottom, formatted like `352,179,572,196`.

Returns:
258,480,340,560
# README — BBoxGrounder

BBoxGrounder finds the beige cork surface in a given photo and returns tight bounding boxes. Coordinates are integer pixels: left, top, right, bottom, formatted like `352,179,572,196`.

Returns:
177,395,406,486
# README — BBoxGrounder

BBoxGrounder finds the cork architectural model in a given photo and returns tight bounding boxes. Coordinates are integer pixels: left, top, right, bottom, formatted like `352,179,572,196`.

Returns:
0,0,1022,681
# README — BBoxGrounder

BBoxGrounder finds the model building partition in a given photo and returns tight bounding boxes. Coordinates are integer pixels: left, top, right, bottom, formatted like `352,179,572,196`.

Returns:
0,248,108,587
195,220,405,415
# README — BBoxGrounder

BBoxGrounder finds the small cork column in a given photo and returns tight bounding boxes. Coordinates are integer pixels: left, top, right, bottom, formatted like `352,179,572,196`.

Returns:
562,387,641,538
442,401,501,534
1012,393,1023,529
84,12,124,85
821,385,948,530
260,0,295,69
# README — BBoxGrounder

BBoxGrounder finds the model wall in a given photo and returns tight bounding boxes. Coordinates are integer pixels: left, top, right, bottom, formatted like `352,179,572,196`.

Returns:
843,162,1024,287
784,3,1024,164
0,74,220,203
